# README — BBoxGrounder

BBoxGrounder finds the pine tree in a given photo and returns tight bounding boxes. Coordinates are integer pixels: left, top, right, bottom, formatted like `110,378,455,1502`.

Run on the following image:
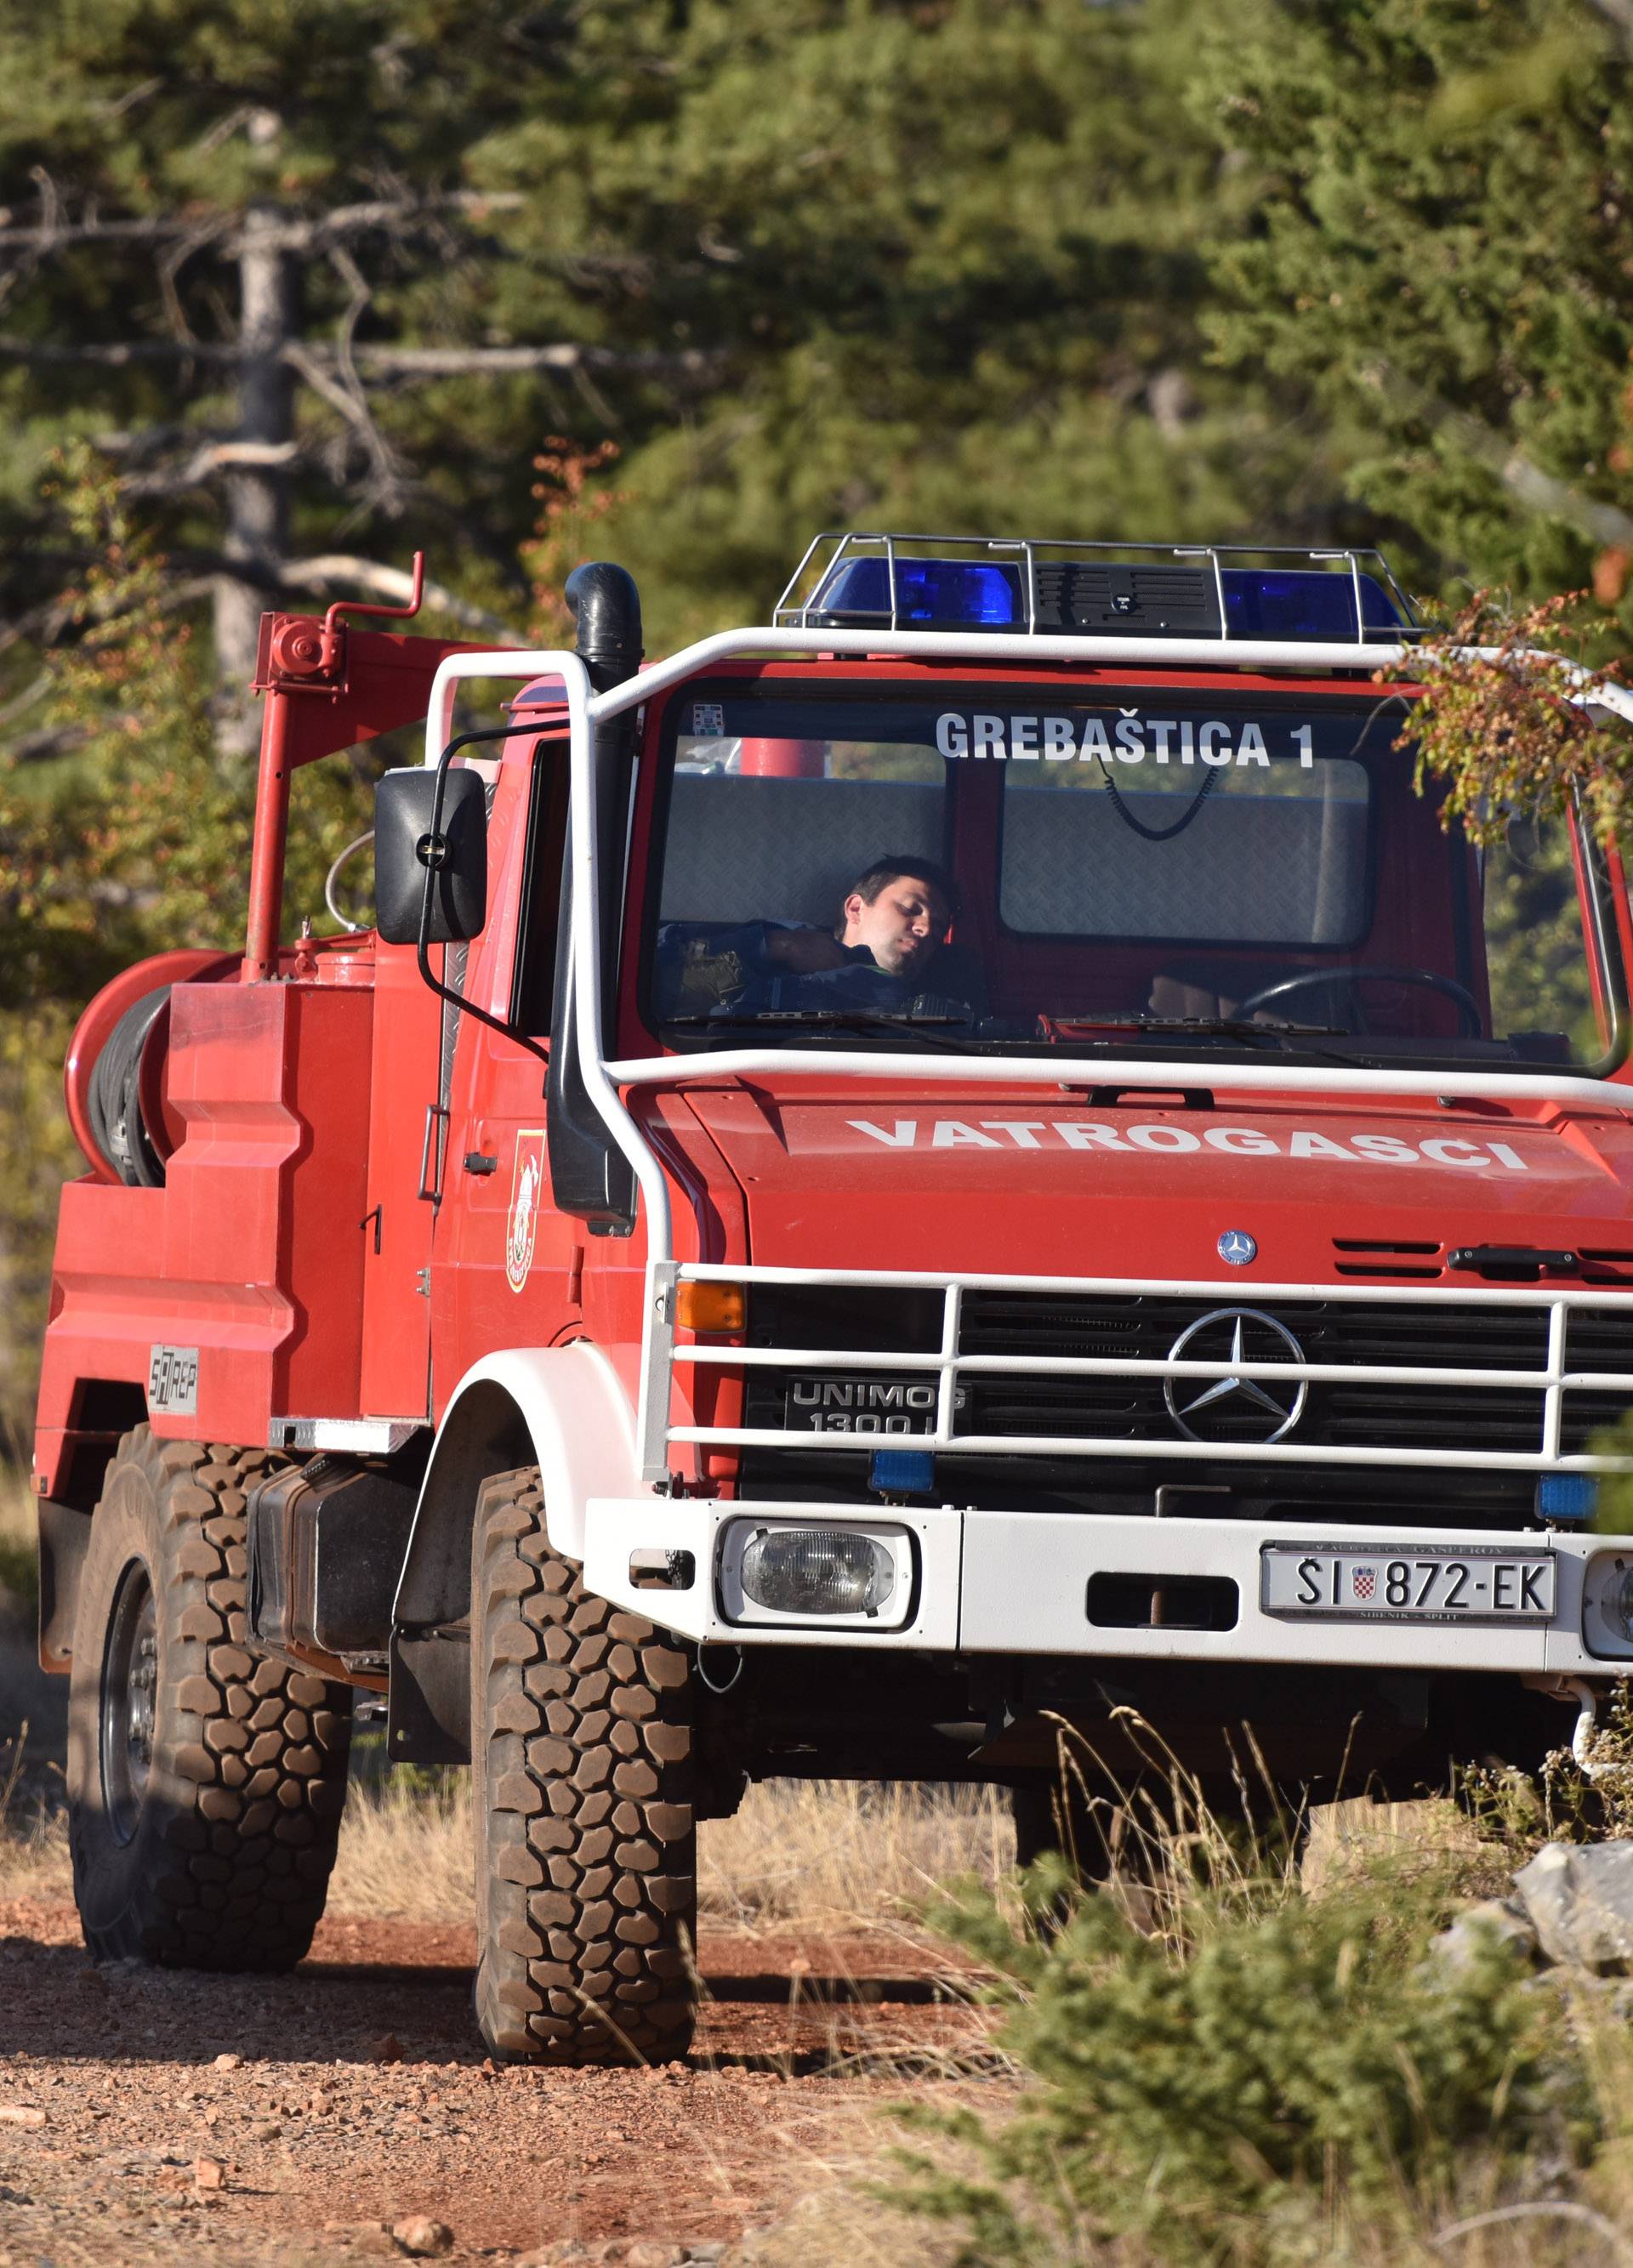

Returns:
1195,0,1633,617
0,0,707,746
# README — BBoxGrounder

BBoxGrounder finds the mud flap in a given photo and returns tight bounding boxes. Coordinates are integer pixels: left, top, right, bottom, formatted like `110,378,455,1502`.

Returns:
388,1626,471,1765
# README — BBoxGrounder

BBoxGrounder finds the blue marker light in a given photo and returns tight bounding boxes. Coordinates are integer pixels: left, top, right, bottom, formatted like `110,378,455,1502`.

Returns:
1537,1474,1598,1524
868,1448,936,1498
813,557,1021,627
1220,569,1402,639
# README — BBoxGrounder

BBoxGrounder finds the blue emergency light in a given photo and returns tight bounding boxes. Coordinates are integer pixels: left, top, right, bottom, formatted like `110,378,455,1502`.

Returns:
815,556,1024,627
1537,1474,1598,1524
788,535,1413,644
868,1447,936,1498
1221,568,1403,639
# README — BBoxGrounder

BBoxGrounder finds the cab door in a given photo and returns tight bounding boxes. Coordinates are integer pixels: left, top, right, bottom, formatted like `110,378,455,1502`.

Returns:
430,730,578,1408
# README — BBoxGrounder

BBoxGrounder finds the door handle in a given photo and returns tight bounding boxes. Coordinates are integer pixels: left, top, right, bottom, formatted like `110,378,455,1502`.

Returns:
418,1104,449,1205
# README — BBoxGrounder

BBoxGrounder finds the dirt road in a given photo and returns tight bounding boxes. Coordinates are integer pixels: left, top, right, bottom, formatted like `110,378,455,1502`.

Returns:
0,1895,993,2267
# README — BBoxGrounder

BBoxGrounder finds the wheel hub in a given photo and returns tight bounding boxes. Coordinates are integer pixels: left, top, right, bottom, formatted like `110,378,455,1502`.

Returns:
100,1560,157,1846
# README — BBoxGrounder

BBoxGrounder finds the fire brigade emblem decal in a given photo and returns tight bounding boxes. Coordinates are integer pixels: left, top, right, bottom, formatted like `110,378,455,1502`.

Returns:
506,1130,547,1293
1163,1308,1307,1445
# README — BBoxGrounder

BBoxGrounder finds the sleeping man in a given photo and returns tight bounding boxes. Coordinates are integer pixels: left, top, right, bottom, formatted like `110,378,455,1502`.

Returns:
657,852,972,1018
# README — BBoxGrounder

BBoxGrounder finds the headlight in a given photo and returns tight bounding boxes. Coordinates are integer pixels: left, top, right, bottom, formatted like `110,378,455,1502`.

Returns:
1613,1566,1633,1644
720,1518,914,1629
742,1527,895,1616
1582,1551,1633,1659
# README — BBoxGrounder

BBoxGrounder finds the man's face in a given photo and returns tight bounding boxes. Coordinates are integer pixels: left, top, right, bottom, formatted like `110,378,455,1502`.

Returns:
841,873,950,979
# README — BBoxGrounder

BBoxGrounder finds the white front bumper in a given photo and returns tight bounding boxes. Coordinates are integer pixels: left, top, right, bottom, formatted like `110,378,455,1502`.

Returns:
583,1497,1633,1675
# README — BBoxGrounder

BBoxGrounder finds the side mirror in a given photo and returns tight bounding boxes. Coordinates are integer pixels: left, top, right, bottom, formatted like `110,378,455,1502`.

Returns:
373,766,488,944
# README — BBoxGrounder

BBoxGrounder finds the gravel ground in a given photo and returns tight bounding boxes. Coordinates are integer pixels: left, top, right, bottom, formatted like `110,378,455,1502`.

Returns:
0,1896,997,2267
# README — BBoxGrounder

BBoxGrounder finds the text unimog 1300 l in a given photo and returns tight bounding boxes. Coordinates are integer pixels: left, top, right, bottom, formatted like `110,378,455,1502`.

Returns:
31,532,1633,2062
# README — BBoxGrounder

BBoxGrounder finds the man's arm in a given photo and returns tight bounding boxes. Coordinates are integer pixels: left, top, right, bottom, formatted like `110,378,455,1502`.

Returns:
762,927,849,974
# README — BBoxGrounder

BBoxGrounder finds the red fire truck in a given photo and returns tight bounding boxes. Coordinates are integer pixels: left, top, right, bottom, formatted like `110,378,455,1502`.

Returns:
30,532,1633,2063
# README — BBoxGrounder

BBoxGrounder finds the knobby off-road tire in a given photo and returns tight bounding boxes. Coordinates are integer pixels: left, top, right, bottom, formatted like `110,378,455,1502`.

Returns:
472,1467,697,2065
66,1425,352,1970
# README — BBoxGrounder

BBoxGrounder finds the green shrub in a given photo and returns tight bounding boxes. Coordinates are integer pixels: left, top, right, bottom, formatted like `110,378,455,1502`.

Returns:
895,1854,1589,2266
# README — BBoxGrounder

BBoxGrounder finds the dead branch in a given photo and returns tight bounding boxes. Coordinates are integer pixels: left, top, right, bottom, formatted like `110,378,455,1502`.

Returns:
1431,2201,1633,2260
343,342,723,379
1362,358,1633,551
0,670,50,729
321,242,411,514
1587,0,1633,50
0,190,526,259
0,334,722,383
4,720,92,765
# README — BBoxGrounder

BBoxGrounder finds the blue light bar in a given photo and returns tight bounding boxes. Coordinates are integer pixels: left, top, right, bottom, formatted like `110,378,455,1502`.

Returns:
868,1447,936,1497
813,556,1021,627
1220,568,1402,639
804,550,1406,641
1537,1474,1597,1524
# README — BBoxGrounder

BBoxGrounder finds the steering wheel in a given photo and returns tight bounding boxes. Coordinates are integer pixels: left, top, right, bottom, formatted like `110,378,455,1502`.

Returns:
1236,965,1484,1038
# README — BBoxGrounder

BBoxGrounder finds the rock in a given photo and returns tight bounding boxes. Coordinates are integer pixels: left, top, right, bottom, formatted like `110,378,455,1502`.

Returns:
0,2106,46,2129
1512,1840,1633,1971
191,2155,226,2191
624,2247,688,2267
363,2032,405,2065
213,2052,242,2071
245,2116,282,2142
392,2217,454,2258
1427,1897,1540,1972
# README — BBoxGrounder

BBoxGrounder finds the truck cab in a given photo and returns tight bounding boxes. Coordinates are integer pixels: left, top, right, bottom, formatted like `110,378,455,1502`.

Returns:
33,532,1633,2063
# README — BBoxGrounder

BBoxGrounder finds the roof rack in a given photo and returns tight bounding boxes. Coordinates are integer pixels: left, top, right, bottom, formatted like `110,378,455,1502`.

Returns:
773,531,1420,647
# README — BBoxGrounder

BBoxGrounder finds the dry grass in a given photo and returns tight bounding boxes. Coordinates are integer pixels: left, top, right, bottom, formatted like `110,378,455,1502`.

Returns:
699,1778,1015,1931
0,1465,68,1899
325,1771,1016,1930
0,1456,35,1606
1300,1792,1494,1897
327,1767,475,1922
0,1714,69,1898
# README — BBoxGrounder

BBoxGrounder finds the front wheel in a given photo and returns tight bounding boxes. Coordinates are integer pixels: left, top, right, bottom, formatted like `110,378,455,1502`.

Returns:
471,1467,697,2064
66,1427,352,1970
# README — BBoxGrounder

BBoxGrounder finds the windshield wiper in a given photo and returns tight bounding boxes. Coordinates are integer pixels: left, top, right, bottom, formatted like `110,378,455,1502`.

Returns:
1044,1012,1378,1070
1059,1014,1349,1038
663,1007,975,1051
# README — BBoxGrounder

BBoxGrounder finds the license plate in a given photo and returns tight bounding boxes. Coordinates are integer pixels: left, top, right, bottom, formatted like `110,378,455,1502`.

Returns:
1261,1542,1555,1623
148,1343,199,1416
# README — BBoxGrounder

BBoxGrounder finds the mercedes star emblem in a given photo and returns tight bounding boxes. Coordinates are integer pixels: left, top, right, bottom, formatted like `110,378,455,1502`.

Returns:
1217,1229,1257,1266
1164,1308,1307,1445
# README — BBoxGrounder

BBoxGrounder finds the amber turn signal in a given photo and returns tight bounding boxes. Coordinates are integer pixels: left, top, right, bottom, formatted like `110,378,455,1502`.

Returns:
675,1280,746,1334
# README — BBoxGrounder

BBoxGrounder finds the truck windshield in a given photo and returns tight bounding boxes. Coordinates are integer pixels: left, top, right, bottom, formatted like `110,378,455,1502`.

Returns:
643,684,1625,1072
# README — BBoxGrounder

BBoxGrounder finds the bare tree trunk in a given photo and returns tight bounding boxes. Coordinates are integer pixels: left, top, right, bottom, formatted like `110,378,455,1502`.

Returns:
213,205,296,759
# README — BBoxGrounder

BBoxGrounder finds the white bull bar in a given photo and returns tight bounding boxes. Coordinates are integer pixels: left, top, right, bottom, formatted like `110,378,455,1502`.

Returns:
650,1259,1633,1484
420,622,1633,1487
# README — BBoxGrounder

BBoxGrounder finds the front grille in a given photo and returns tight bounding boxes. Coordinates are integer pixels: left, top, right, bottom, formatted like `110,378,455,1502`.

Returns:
953,1373,1545,1457
959,1290,1550,1369
671,1270,1633,1480
955,1290,1548,1458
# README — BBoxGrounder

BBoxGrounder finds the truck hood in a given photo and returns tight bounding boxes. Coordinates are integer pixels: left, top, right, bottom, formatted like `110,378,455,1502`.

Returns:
680,1083,1633,1282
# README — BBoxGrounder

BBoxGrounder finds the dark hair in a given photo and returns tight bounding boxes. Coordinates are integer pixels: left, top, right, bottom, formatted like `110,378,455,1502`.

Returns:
844,852,959,920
